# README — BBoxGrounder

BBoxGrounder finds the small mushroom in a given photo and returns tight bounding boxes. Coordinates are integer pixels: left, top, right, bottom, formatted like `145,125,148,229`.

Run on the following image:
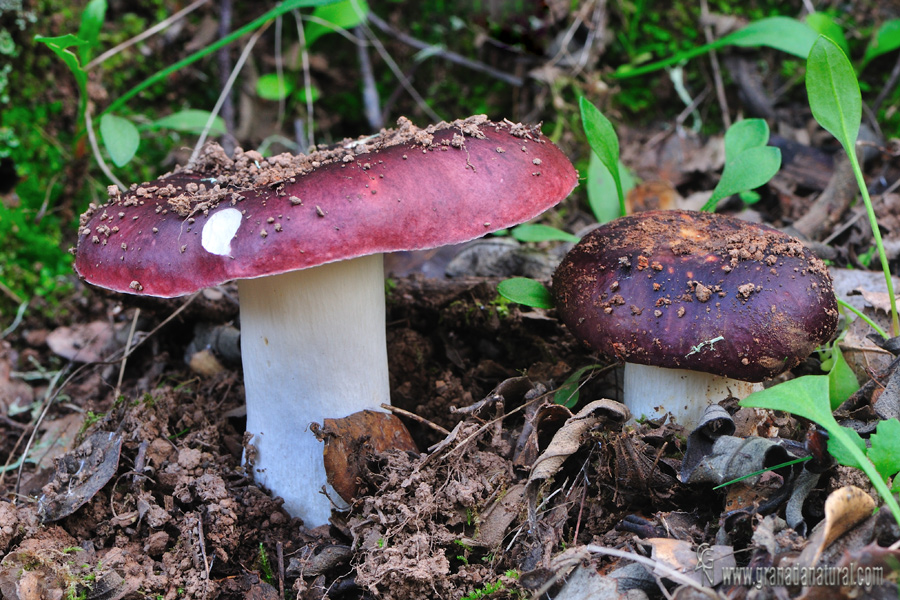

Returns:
552,210,838,430
74,116,577,526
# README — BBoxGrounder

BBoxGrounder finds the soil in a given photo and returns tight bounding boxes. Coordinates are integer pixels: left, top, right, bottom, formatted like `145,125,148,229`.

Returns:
0,272,620,600
6,258,897,599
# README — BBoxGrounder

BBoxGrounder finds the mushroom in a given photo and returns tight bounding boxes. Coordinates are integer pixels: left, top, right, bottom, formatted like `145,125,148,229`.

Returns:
552,210,838,429
74,116,577,526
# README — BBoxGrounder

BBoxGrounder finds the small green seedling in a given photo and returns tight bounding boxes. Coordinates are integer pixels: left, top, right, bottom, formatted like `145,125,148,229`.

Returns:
741,377,900,526
861,19,900,70
701,118,781,212
741,39,900,528
257,543,276,586
37,0,337,170
510,224,580,244
614,16,819,79
580,96,626,218
806,35,899,336
496,278,553,310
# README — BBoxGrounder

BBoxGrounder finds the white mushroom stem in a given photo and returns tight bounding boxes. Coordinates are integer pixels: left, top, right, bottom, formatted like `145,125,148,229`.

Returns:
237,253,390,527
624,363,763,430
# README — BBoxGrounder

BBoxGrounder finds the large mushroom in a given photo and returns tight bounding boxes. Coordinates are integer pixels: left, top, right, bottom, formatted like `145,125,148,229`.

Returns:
75,116,577,526
552,210,838,429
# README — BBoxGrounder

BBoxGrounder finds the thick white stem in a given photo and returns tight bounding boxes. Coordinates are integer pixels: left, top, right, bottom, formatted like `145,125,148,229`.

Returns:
623,362,763,430
237,254,390,526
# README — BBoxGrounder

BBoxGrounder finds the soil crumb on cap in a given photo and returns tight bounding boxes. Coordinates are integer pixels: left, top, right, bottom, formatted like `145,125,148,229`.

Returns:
83,116,540,225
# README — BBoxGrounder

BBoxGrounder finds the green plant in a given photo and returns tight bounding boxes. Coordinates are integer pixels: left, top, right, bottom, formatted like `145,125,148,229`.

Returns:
700,118,781,212
257,543,276,586
742,36,900,528
741,377,900,525
804,36,898,336
498,104,783,309
459,579,506,600
580,96,626,218
256,0,370,107
613,16,820,79
35,0,341,173
554,364,603,408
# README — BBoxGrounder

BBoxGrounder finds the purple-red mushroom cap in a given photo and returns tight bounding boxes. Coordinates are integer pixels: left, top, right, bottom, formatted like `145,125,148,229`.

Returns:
74,116,578,297
552,210,839,382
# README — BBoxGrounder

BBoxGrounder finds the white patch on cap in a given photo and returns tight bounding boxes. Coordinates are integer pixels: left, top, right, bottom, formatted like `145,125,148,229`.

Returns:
201,208,242,256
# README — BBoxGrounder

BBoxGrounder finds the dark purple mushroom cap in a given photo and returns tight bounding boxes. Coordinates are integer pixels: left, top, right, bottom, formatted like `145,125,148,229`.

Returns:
553,210,838,382
75,116,577,297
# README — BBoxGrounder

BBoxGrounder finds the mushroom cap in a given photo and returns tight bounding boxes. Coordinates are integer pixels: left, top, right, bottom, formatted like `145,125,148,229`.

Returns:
75,116,577,297
553,210,838,382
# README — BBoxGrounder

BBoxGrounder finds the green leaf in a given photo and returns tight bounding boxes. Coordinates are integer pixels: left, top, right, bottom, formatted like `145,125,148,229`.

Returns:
805,12,849,56
587,155,635,223
257,73,295,100
724,119,769,161
147,109,226,136
827,344,859,409
868,419,900,480
703,145,781,211
305,0,369,47
497,278,553,309
828,425,867,469
579,97,624,217
742,375,900,527
742,375,835,425
34,34,89,120
295,84,321,103
100,113,140,167
723,16,820,58
554,364,601,408
862,19,900,68
103,0,343,118
76,0,107,63
614,17,817,79
806,36,860,158
511,224,580,244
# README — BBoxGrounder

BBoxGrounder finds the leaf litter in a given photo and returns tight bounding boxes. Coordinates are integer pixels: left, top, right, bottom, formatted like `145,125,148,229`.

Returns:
5,107,900,600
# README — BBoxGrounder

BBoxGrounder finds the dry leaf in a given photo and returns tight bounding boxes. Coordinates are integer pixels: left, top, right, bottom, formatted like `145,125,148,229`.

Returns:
321,410,417,503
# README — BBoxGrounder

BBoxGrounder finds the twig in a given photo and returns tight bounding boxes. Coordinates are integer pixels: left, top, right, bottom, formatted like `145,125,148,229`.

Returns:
872,50,900,113
1,300,28,339
190,21,270,166
292,10,316,150
216,0,236,155
367,11,523,87
380,403,449,436
358,22,442,122
700,0,730,129
274,14,286,127
197,517,211,582
86,0,210,70
4,294,198,497
531,546,722,600
12,363,70,501
115,308,141,398
582,545,722,599
84,109,127,191
356,25,383,130
277,541,285,598
0,280,23,305
33,173,61,224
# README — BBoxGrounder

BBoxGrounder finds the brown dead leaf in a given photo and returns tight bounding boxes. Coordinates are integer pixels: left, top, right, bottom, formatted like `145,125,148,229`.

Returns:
643,537,735,586
321,410,417,503
37,431,123,522
46,320,114,362
474,482,526,548
525,399,627,516
625,180,680,213
818,486,875,557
